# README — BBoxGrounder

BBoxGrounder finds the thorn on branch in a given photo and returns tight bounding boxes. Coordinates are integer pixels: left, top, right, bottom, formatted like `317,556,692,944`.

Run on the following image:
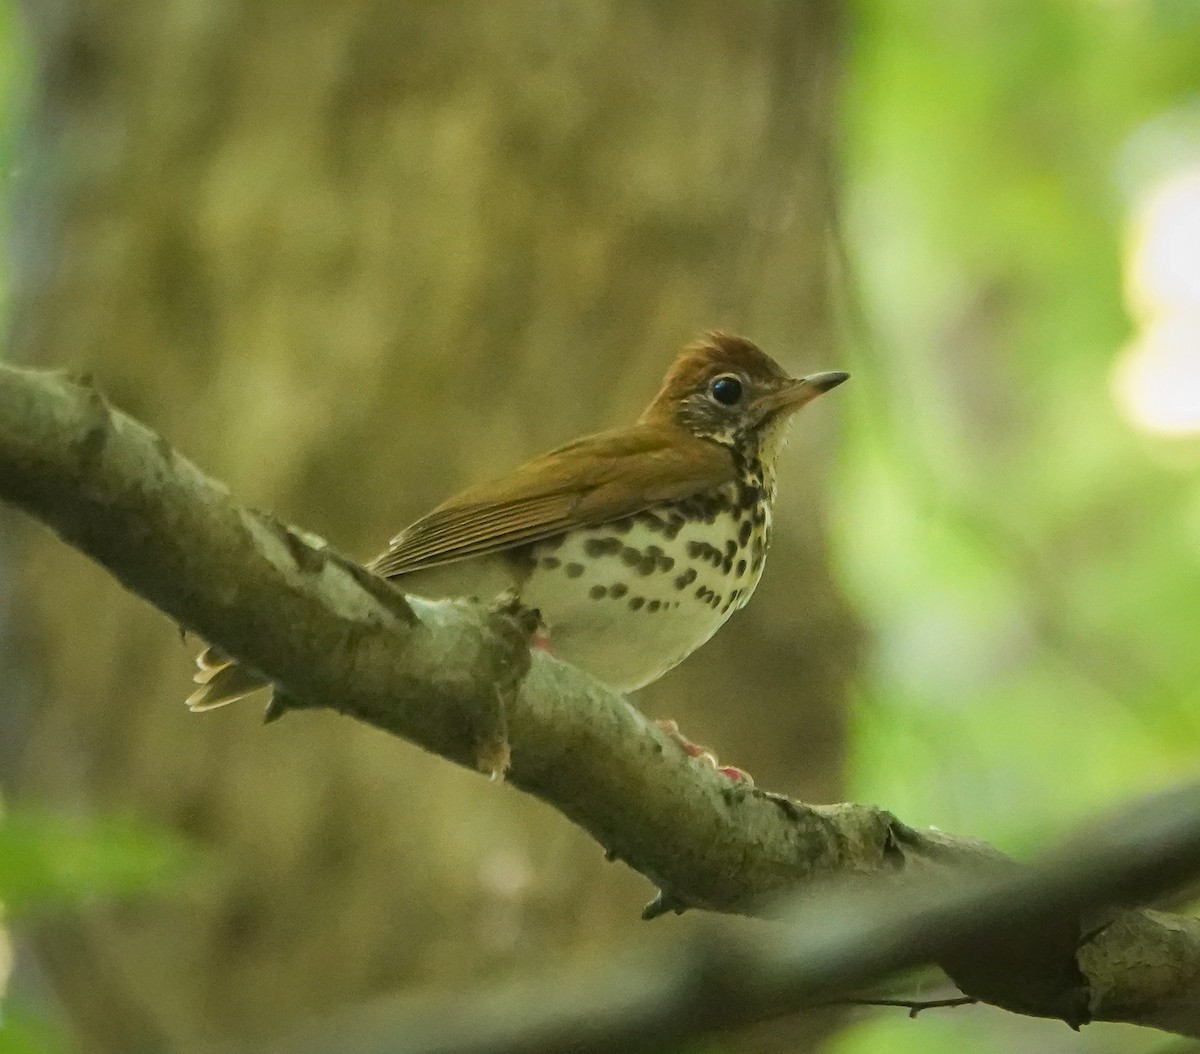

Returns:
472,686,511,780
757,789,805,818
642,889,689,921
263,690,300,724
831,995,979,1018
883,815,916,868
334,553,419,625
152,429,175,464
282,524,330,574
1078,913,1115,947
74,380,112,472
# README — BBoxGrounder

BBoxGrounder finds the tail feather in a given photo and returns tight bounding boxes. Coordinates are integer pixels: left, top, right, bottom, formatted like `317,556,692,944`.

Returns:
195,644,231,672
186,654,268,711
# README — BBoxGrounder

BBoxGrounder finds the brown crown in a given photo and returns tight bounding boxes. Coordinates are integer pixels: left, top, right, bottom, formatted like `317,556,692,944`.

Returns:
640,332,792,421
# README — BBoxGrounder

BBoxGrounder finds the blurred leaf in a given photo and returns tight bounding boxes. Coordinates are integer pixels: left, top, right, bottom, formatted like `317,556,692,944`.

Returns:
0,1009,69,1054
837,1,1200,1048
0,810,189,915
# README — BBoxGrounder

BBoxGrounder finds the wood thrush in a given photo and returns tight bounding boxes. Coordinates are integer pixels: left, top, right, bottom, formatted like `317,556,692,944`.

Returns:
187,333,847,710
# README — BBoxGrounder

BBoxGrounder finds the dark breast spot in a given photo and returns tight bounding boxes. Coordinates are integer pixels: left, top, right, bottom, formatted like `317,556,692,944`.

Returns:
506,544,539,576
675,568,697,589
647,599,661,613
637,555,657,576
642,545,674,573
629,596,645,611
740,484,763,508
565,562,584,578
621,546,643,568
611,517,634,534
736,559,746,578
610,582,628,598
738,521,752,547
541,556,561,570
636,511,666,532
585,537,622,558
589,584,607,599
679,493,728,524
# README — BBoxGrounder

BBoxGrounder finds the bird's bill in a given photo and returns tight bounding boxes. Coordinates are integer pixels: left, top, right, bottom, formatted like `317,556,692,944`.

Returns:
762,370,850,414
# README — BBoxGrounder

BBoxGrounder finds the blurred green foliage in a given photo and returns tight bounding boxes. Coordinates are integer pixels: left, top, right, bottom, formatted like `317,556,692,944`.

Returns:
0,0,23,324
0,810,188,915
0,1008,68,1054
0,3,79,1051
0,810,188,1054
833,1,1200,1051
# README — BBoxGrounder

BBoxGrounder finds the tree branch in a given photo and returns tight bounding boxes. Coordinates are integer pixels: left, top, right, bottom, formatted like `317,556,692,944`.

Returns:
3,361,1200,1043
270,786,1200,1054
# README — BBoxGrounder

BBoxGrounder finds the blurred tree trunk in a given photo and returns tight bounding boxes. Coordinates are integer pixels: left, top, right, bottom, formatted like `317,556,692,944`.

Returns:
4,1,857,1050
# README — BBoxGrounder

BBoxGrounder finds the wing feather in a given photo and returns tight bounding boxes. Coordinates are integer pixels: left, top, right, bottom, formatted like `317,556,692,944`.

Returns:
369,424,734,579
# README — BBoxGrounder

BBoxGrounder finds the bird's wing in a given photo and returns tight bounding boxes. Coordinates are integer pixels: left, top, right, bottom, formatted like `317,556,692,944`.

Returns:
368,424,736,578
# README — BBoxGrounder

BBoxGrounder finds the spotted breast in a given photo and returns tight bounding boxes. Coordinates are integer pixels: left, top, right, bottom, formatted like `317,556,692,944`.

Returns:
513,459,772,690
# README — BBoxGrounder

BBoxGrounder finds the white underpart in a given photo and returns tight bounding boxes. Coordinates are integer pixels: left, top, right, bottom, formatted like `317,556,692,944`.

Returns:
522,499,770,692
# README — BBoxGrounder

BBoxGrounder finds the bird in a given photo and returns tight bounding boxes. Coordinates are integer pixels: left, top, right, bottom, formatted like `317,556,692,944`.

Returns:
186,333,847,711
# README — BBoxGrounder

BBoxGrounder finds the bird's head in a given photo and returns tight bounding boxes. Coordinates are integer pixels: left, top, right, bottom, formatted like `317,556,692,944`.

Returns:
641,332,848,459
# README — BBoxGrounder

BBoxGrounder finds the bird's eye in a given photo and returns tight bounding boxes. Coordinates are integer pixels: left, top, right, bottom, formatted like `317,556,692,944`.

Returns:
709,374,743,406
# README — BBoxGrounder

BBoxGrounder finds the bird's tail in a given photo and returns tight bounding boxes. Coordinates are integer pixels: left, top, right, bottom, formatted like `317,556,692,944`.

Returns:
185,645,268,711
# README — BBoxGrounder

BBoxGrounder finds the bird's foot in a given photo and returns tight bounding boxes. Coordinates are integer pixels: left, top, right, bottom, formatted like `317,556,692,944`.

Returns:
657,718,717,764
657,719,754,786
489,593,551,657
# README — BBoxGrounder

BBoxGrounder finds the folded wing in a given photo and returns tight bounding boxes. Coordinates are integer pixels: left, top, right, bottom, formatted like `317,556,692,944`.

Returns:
369,423,735,578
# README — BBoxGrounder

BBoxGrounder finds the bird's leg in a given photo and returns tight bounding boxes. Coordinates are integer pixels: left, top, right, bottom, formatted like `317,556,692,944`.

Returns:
656,719,754,785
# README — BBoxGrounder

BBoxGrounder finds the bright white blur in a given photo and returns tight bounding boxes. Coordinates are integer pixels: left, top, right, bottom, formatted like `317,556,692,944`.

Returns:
1113,165,1200,436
